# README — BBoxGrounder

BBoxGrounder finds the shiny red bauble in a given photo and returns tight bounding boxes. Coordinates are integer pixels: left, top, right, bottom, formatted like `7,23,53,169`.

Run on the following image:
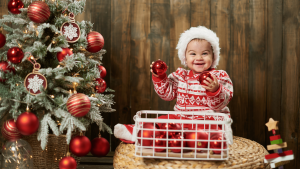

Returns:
1,119,22,141
57,48,73,62
90,136,110,157
152,60,167,75
86,31,104,53
159,122,182,138
185,130,208,151
154,135,166,152
210,132,227,154
69,135,91,157
7,47,24,64
95,78,107,93
16,112,39,135
66,93,91,117
138,123,160,147
8,0,24,14
0,32,6,48
0,61,15,82
59,156,77,169
168,133,186,153
199,72,213,86
98,65,107,79
28,1,50,23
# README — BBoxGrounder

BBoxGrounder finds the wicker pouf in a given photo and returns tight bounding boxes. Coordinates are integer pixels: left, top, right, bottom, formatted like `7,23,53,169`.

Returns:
113,136,271,169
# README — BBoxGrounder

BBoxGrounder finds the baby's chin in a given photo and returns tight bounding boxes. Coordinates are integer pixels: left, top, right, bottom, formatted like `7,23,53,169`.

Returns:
191,65,208,74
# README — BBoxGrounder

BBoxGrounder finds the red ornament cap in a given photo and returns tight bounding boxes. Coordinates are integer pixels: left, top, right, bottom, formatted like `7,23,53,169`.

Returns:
66,93,91,117
7,47,24,64
152,60,167,75
199,72,213,86
8,0,24,14
27,1,50,23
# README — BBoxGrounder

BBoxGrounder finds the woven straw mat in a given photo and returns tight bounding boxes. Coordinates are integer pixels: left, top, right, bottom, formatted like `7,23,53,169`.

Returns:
113,136,271,169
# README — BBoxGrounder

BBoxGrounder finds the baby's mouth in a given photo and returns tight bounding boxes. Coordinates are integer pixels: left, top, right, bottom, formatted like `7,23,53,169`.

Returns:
194,63,205,66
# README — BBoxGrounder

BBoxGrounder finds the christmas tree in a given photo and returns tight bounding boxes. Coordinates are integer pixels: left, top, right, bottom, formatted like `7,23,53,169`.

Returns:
0,0,114,152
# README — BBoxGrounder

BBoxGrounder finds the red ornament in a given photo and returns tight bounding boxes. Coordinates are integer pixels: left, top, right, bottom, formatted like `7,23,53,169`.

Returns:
152,60,167,75
1,119,22,141
16,111,39,135
154,135,166,152
7,47,24,64
66,93,91,117
59,156,77,169
199,72,213,86
57,48,73,62
24,63,47,95
60,13,81,43
95,78,107,93
7,0,24,14
86,31,104,53
159,122,182,138
138,123,160,147
69,135,91,157
210,132,227,154
168,133,186,153
90,136,110,157
0,61,15,82
27,1,50,23
185,130,208,151
0,32,6,48
98,65,107,78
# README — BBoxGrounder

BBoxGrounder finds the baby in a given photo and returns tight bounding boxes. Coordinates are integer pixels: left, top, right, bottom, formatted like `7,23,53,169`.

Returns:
114,26,233,143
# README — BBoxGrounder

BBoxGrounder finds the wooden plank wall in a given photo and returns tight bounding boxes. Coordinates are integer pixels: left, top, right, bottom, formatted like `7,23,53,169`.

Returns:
0,0,299,168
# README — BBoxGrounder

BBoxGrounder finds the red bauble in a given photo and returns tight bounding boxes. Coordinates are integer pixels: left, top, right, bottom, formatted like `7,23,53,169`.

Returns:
1,119,22,141
59,156,77,169
90,136,110,157
138,123,160,147
199,72,213,86
0,61,15,82
98,65,107,79
7,47,24,64
7,0,24,14
168,133,186,153
57,48,73,62
95,78,107,93
185,130,208,151
69,135,91,157
154,135,166,152
159,122,182,138
210,132,227,154
27,1,50,23
16,111,39,135
152,60,167,75
66,93,91,117
86,31,104,53
0,32,6,48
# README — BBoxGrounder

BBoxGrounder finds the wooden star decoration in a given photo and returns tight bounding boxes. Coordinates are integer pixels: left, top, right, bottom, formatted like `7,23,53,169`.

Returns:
265,118,279,131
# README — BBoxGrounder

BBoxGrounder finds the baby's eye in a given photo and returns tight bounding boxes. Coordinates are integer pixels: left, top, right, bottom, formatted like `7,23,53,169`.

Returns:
190,53,196,55
202,53,208,55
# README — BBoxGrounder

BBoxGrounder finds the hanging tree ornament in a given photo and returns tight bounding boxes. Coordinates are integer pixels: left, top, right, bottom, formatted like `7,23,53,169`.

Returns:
90,134,110,157
7,47,24,64
16,106,39,136
59,152,77,169
0,28,6,48
1,119,22,141
27,1,50,23
86,31,104,53
61,13,81,43
95,78,107,93
57,48,73,62
69,134,91,157
0,61,15,82
98,65,107,79
7,0,24,14
66,93,91,117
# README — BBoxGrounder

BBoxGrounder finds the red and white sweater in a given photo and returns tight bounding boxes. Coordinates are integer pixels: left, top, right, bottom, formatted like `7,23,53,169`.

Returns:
152,68,233,116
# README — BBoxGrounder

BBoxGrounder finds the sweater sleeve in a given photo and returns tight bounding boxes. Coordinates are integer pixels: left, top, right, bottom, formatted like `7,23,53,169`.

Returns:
205,70,233,110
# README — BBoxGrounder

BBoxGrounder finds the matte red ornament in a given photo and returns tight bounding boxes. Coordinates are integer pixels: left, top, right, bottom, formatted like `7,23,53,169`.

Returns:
86,31,104,53
7,0,24,14
66,93,91,117
185,130,208,151
1,119,22,141
152,60,167,75
16,111,39,135
27,1,50,23
98,65,107,79
59,156,77,169
7,47,24,64
95,78,107,93
154,135,166,152
69,135,91,157
90,136,110,157
0,61,15,82
168,133,186,153
0,32,6,48
199,72,213,86
57,48,73,62
210,132,227,154
138,123,160,147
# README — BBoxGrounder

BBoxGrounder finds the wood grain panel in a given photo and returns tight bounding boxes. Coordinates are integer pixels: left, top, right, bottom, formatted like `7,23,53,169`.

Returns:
191,0,211,28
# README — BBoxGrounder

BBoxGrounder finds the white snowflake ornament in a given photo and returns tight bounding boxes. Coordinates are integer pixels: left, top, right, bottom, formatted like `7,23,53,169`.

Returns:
24,63,47,95
60,13,81,43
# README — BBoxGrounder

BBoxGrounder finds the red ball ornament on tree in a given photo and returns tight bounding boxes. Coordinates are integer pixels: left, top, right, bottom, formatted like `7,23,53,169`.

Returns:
57,48,73,62
199,72,213,86
59,155,77,169
16,109,39,136
95,78,107,93
168,133,186,153
154,135,166,152
210,132,227,154
1,119,22,141
27,1,50,23
0,32,6,48
7,0,24,14
152,60,167,75
66,93,91,117
7,47,24,64
98,65,107,79
90,135,110,157
0,61,15,82
69,135,91,157
138,123,160,147
86,31,104,53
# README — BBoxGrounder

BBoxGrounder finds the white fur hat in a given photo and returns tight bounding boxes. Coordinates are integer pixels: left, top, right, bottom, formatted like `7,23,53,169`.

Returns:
176,26,220,68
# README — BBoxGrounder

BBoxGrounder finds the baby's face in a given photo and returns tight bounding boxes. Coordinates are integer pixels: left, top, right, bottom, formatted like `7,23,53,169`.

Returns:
185,39,213,74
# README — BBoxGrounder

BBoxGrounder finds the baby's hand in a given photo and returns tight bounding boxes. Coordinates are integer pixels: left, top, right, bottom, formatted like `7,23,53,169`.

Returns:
202,74,220,92
150,59,168,77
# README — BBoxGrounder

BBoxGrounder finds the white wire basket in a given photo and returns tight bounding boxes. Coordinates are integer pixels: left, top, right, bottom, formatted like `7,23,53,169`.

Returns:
133,110,232,160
